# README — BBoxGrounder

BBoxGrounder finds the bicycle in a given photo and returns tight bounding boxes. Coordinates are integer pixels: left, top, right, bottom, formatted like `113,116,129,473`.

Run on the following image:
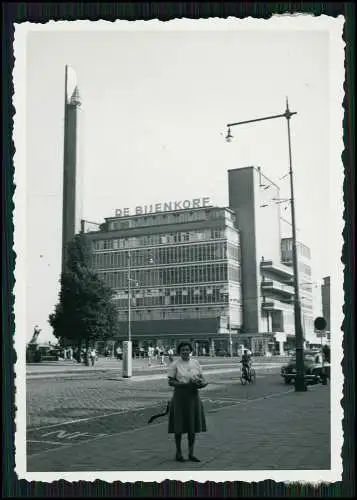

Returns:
240,364,256,385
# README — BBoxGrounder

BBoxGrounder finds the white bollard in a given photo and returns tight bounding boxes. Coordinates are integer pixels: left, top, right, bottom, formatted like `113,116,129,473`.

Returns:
122,340,132,378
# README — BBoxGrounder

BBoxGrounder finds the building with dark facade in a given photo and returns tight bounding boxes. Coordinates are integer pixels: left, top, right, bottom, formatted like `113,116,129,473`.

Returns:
88,205,242,355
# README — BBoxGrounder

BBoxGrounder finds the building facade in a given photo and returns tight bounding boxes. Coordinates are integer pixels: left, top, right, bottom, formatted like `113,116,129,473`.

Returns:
83,166,313,356
281,237,314,339
88,206,242,354
228,166,313,354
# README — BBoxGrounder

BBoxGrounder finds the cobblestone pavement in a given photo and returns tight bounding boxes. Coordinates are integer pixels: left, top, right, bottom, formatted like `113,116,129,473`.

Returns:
26,365,283,429
27,381,330,472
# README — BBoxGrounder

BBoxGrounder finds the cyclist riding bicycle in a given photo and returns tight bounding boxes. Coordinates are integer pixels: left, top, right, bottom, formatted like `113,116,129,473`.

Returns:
240,350,252,378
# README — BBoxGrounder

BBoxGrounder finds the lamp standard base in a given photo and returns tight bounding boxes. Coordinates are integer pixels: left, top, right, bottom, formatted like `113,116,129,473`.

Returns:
122,340,132,378
294,377,308,392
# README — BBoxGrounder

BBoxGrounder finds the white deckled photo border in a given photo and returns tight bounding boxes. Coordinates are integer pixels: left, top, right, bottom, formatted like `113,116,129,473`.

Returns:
13,15,345,484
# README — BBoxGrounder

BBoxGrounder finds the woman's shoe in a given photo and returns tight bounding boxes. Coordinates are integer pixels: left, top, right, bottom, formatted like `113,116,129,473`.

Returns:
188,455,201,462
175,454,185,462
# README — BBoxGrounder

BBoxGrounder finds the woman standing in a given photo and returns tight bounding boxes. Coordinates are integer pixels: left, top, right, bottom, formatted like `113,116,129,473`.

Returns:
168,341,207,462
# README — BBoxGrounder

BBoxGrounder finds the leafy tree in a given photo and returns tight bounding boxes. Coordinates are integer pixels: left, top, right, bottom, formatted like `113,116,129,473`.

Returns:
49,233,120,359
322,344,330,363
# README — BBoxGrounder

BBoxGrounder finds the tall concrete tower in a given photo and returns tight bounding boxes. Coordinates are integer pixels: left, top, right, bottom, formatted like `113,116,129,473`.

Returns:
61,65,83,273
228,166,282,334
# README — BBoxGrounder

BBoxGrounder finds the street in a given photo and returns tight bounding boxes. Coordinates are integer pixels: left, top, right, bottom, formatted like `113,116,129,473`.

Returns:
26,360,331,472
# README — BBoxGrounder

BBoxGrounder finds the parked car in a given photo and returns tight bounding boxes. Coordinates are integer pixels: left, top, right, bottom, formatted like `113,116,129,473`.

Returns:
281,353,330,385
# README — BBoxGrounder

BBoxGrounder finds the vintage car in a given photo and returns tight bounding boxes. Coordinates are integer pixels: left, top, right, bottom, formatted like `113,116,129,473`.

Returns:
280,353,330,385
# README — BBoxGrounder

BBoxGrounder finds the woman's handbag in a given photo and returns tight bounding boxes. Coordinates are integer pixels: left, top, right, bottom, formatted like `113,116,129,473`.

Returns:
148,401,170,424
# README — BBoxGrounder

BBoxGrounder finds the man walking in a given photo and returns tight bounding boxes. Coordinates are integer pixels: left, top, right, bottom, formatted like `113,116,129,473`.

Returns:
89,347,96,367
159,346,166,365
154,346,160,361
148,345,154,367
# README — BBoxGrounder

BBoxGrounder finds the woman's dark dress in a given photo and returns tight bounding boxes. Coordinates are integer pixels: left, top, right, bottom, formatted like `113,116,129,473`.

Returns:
168,358,207,434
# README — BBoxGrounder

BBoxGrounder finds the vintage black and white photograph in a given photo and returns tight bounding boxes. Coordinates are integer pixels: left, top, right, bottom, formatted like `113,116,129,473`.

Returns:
14,16,344,483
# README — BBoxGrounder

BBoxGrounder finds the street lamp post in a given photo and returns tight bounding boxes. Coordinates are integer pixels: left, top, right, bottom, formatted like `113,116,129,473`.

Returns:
128,250,131,344
228,327,233,357
123,250,133,378
122,251,153,378
225,99,306,392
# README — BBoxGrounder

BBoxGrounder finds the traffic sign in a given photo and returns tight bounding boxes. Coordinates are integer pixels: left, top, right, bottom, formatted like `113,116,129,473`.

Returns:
314,316,327,331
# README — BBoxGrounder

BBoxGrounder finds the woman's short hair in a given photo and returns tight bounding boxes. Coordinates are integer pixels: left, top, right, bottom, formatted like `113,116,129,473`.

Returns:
177,341,193,355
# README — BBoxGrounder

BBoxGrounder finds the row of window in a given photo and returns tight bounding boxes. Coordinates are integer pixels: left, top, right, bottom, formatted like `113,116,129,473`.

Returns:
112,283,242,296
299,262,312,277
301,302,314,311
99,263,241,289
113,284,243,308
262,293,313,314
108,209,235,231
269,309,291,332
302,316,314,333
92,229,229,251
281,239,311,260
91,242,241,270
261,272,313,305
298,242,311,259
116,306,243,323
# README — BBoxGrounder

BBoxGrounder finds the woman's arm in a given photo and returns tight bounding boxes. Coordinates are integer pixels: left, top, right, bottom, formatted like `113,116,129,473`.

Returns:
196,375,208,388
195,361,208,387
168,377,191,388
193,378,208,389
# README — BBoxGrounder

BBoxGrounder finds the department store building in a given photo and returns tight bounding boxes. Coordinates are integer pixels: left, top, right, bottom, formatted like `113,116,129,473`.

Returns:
85,167,313,355
88,202,242,355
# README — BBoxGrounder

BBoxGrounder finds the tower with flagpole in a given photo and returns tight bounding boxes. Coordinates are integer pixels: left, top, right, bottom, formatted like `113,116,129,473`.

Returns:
61,65,83,273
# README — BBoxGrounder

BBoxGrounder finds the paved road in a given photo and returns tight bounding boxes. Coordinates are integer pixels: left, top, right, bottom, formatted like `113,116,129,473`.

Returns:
26,370,330,472
27,366,285,454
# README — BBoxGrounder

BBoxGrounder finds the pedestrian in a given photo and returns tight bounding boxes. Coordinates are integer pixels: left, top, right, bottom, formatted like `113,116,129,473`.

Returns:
167,341,208,462
159,346,166,365
154,346,160,361
89,347,96,367
148,345,154,366
168,347,174,363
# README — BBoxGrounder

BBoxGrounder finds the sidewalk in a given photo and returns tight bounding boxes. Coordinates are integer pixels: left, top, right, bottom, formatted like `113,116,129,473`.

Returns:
26,358,163,374
27,385,330,472
26,362,282,382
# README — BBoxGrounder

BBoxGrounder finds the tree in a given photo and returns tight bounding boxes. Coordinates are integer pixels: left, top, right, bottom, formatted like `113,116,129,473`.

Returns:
322,344,330,363
49,233,120,359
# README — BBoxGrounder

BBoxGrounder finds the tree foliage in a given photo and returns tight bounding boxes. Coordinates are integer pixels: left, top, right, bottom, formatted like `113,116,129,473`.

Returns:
49,233,120,347
322,344,330,363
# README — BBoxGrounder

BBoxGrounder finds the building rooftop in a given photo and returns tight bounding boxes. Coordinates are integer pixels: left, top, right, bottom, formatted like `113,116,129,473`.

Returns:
228,165,280,191
105,205,236,222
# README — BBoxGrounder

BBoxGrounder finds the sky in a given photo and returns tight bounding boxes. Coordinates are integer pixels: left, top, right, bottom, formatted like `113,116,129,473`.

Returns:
21,19,343,342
